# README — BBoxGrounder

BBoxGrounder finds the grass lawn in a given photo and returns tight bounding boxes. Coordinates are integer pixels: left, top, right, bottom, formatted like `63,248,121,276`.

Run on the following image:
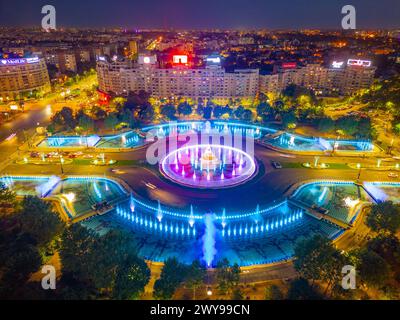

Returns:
281,162,351,170
72,159,140,166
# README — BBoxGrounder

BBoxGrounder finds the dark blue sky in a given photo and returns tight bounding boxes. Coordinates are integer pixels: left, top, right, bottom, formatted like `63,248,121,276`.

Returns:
0,0,399,29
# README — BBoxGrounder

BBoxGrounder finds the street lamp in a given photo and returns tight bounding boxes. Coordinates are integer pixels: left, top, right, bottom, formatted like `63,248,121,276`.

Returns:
356,163,362,181
60,156,65,174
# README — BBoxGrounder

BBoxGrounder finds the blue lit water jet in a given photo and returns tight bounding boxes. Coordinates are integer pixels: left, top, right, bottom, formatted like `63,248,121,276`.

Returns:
202,213,217,268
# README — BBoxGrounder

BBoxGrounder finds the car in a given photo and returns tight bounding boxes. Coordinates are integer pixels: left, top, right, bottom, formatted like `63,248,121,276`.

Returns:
388,172,399,178
110,168,125,174
271,160,282,169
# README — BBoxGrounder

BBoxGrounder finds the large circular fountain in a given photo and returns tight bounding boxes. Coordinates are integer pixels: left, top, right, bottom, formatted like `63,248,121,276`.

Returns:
160,144,257,189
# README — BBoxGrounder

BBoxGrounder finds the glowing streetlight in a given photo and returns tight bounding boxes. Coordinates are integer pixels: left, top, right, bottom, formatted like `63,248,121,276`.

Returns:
64,192,75,202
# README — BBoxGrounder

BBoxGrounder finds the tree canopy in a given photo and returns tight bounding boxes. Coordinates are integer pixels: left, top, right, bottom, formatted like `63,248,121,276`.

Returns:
366,201,400,234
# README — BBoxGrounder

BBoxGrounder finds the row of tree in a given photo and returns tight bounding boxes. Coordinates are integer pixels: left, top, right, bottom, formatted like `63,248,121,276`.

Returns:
287,200,400,300
0,187,64,298
0,184,152,300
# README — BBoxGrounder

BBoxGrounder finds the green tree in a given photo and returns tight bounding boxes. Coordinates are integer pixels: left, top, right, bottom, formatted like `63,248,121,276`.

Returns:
18,196,64,248
154,257,187,299
0,183,16,210
113,254,150,299
196,105,204,117
60,226,149,297
293,235,348,293
231,287,244,300
317,117,335,133
77,113,94,132
215,258,241,295
160,104,177,120
59,107,76,129
242,109,253,122
354,249,391,288
234,106,245,119
265,284,284,300
213,105,225,118
104,113,119,131
203,106,213,119
93,107,107,120
336,115,359,136
281,111,297,129
177,102,192,116
120,109,135,128
0,243,42,296
57,272,97,300
287,278,322,300
366,201,400,234
367,234,400,273
136,104,155,123
60,224,97,279
185,260,206,300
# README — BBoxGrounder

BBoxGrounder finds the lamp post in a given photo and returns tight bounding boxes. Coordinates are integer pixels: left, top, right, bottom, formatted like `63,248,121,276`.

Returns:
356,163,362,181
60,156,64,174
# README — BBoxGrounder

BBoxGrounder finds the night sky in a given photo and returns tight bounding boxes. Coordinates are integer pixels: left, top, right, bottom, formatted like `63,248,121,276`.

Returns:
0,0,399,29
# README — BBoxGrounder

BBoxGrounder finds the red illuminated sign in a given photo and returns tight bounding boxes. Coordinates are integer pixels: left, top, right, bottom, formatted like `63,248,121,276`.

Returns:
282,62,297,69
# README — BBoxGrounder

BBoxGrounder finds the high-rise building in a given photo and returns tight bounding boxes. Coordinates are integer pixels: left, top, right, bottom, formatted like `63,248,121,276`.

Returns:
44,50,77,73
97,54,259,99
129,40,138,57
0,56,51,100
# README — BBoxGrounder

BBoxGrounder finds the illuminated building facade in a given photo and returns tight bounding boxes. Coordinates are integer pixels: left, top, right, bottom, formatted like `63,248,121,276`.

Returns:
97,54,259,99
0,56,51,100
259,59,376,95
97,55,376,99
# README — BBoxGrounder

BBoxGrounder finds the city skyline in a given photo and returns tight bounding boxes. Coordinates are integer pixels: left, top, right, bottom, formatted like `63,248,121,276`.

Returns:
1,0,400,29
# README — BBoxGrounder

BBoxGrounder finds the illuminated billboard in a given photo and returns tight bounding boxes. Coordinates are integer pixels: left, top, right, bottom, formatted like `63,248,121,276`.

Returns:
173,55,188,64
206,56,221,64
282,62,297,69
138,54,156,65
331,61,345,69
0,57,39,65
347,59,372,67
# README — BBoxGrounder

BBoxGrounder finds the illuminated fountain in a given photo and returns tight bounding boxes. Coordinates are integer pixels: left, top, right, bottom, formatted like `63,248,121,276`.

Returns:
36,176,61,197
202,213,217,268
160,144,257,189
363,182,388,203
200,146,221,171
